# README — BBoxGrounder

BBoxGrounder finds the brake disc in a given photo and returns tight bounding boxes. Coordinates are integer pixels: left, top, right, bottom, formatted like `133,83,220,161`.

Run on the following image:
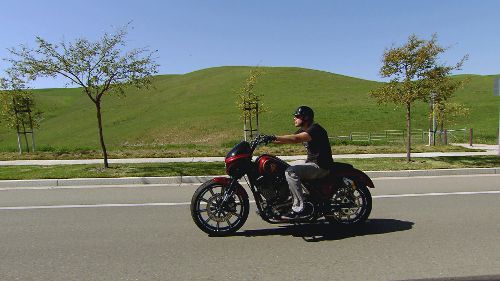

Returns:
206,195,236,222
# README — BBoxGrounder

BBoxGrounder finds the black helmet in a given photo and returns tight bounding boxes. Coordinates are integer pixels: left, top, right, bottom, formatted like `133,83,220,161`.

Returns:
293,105,314,122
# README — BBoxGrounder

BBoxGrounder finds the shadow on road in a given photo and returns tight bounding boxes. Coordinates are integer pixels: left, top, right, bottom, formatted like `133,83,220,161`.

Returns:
231,218,414,242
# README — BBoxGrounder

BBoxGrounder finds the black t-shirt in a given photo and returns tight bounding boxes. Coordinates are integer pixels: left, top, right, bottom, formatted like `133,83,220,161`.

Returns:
296,123,334,169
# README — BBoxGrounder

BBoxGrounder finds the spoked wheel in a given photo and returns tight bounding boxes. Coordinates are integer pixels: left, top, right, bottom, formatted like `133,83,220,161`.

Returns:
325,178,372,225
190,180,249,236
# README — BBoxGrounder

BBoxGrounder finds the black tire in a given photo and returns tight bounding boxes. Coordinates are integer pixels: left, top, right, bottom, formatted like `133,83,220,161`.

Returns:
190,180,249,236
325,181,372,225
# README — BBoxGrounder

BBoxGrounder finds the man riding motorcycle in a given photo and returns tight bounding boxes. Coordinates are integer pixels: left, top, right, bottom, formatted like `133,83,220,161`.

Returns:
266,106,334,220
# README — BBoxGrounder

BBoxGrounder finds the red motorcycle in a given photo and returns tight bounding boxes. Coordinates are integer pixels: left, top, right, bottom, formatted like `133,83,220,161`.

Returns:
190,134,374,236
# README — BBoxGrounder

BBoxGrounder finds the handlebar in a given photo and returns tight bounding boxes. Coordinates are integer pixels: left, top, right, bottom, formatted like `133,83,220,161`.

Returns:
250,135,262,153
250,134,274,153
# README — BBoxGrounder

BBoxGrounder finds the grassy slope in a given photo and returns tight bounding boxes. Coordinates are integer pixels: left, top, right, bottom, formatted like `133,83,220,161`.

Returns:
0,66,497,151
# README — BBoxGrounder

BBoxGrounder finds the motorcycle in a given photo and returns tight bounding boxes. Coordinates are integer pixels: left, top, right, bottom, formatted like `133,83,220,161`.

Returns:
190,134,374,236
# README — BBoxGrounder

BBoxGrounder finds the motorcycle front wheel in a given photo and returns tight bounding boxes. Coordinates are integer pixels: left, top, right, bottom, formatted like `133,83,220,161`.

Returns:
190,180,249,236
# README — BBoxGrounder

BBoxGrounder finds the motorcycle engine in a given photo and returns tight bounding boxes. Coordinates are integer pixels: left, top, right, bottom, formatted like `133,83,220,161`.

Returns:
255,176,289,202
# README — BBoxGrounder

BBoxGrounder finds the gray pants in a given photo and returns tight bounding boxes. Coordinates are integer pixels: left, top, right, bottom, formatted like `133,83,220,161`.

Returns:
285,161,329,212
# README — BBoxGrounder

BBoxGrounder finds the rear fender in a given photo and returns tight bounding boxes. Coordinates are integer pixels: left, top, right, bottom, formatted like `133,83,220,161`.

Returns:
333,169,375,188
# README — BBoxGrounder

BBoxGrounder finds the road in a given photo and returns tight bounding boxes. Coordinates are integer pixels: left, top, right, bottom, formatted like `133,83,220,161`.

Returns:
0,175,499,280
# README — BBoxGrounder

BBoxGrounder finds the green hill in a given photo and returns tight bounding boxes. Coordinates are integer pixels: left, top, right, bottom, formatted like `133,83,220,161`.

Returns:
0,66,498,151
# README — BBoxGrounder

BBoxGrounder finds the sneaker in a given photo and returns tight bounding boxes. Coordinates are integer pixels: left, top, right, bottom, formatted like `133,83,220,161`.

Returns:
281,210,309,221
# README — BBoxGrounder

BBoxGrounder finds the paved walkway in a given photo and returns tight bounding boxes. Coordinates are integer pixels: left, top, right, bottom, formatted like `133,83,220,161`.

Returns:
452,143,498,150
0,143,497,166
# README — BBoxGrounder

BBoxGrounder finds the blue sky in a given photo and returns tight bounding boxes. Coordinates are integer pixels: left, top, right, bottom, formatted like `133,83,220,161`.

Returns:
1,0,499,88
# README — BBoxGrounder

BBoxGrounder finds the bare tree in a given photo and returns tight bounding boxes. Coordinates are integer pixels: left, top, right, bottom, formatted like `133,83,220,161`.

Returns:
235,68,266,140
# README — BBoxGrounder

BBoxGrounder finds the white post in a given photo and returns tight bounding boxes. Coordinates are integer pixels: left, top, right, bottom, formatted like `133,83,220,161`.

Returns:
433,106,437,145
494,78,500,156
16,132,22,154
243,122,247,142
428,93,435,146
428,98,432,145
497,98,500,156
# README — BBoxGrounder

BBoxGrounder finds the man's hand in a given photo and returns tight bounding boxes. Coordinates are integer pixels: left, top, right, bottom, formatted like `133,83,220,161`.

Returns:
261,134,277,144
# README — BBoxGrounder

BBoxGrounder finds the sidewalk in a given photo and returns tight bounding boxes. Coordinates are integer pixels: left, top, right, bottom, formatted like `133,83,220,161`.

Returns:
0,144,497,166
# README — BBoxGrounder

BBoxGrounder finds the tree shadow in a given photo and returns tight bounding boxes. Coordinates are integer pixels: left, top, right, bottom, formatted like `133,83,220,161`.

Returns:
229,218,414,242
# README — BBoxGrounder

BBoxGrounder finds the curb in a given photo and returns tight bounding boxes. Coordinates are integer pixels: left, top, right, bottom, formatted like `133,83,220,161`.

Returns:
1,168,500,188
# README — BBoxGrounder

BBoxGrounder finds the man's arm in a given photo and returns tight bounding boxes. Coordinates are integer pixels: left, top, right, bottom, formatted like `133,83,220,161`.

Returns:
274,132,311,144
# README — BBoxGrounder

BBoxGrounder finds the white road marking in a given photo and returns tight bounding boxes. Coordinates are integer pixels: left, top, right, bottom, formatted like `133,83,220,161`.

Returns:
372,174,500,181
0,202,189,210
373,190,500,198
0,191,499,211
0,184,181,192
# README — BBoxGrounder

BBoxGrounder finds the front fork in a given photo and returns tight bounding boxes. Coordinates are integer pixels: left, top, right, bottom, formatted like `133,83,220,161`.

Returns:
221,178,239,204
221,175,274,223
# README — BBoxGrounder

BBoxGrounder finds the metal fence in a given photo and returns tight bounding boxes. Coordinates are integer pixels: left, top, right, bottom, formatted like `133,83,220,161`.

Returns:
334,128,467,144
424,128,468,144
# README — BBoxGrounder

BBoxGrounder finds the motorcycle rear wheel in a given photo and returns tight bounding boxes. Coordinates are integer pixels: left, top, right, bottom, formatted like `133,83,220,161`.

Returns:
325,182,372,225
190,180,249,236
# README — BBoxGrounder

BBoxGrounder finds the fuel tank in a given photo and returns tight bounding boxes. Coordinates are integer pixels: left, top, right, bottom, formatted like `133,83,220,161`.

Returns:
255,154,290,177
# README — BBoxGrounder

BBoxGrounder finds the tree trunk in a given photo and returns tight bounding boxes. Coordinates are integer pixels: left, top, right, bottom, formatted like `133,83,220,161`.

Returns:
406,103,411,162
95,102,109,168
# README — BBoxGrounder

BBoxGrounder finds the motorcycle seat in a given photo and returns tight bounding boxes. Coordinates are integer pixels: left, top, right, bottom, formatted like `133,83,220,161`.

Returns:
330,162,353,171
303,162,354,183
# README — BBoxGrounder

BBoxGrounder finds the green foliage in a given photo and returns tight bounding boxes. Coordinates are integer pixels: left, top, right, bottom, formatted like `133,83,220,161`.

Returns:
235,68,267,119
434,102,470,129
371,34,466,106
7,26,159,104
428,75,468,133
0,75,42,130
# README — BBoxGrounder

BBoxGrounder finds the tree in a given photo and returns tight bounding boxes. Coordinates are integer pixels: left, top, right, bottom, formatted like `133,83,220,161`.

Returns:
370,34,466,161
6,26,158,167
426,75,467,144
434,102,470,142
235,68,266,140
0,72,42,152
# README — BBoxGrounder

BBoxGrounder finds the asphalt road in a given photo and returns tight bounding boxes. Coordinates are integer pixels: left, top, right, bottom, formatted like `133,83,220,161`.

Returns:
0,175,499,281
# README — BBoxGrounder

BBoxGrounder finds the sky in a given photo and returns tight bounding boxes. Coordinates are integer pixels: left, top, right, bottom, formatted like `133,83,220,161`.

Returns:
1,0,499,89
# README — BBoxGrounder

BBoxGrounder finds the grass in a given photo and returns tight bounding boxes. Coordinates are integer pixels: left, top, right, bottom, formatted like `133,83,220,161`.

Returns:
1,156,499,180
0,163,226,180
0,66,498,154
344,156,500,171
